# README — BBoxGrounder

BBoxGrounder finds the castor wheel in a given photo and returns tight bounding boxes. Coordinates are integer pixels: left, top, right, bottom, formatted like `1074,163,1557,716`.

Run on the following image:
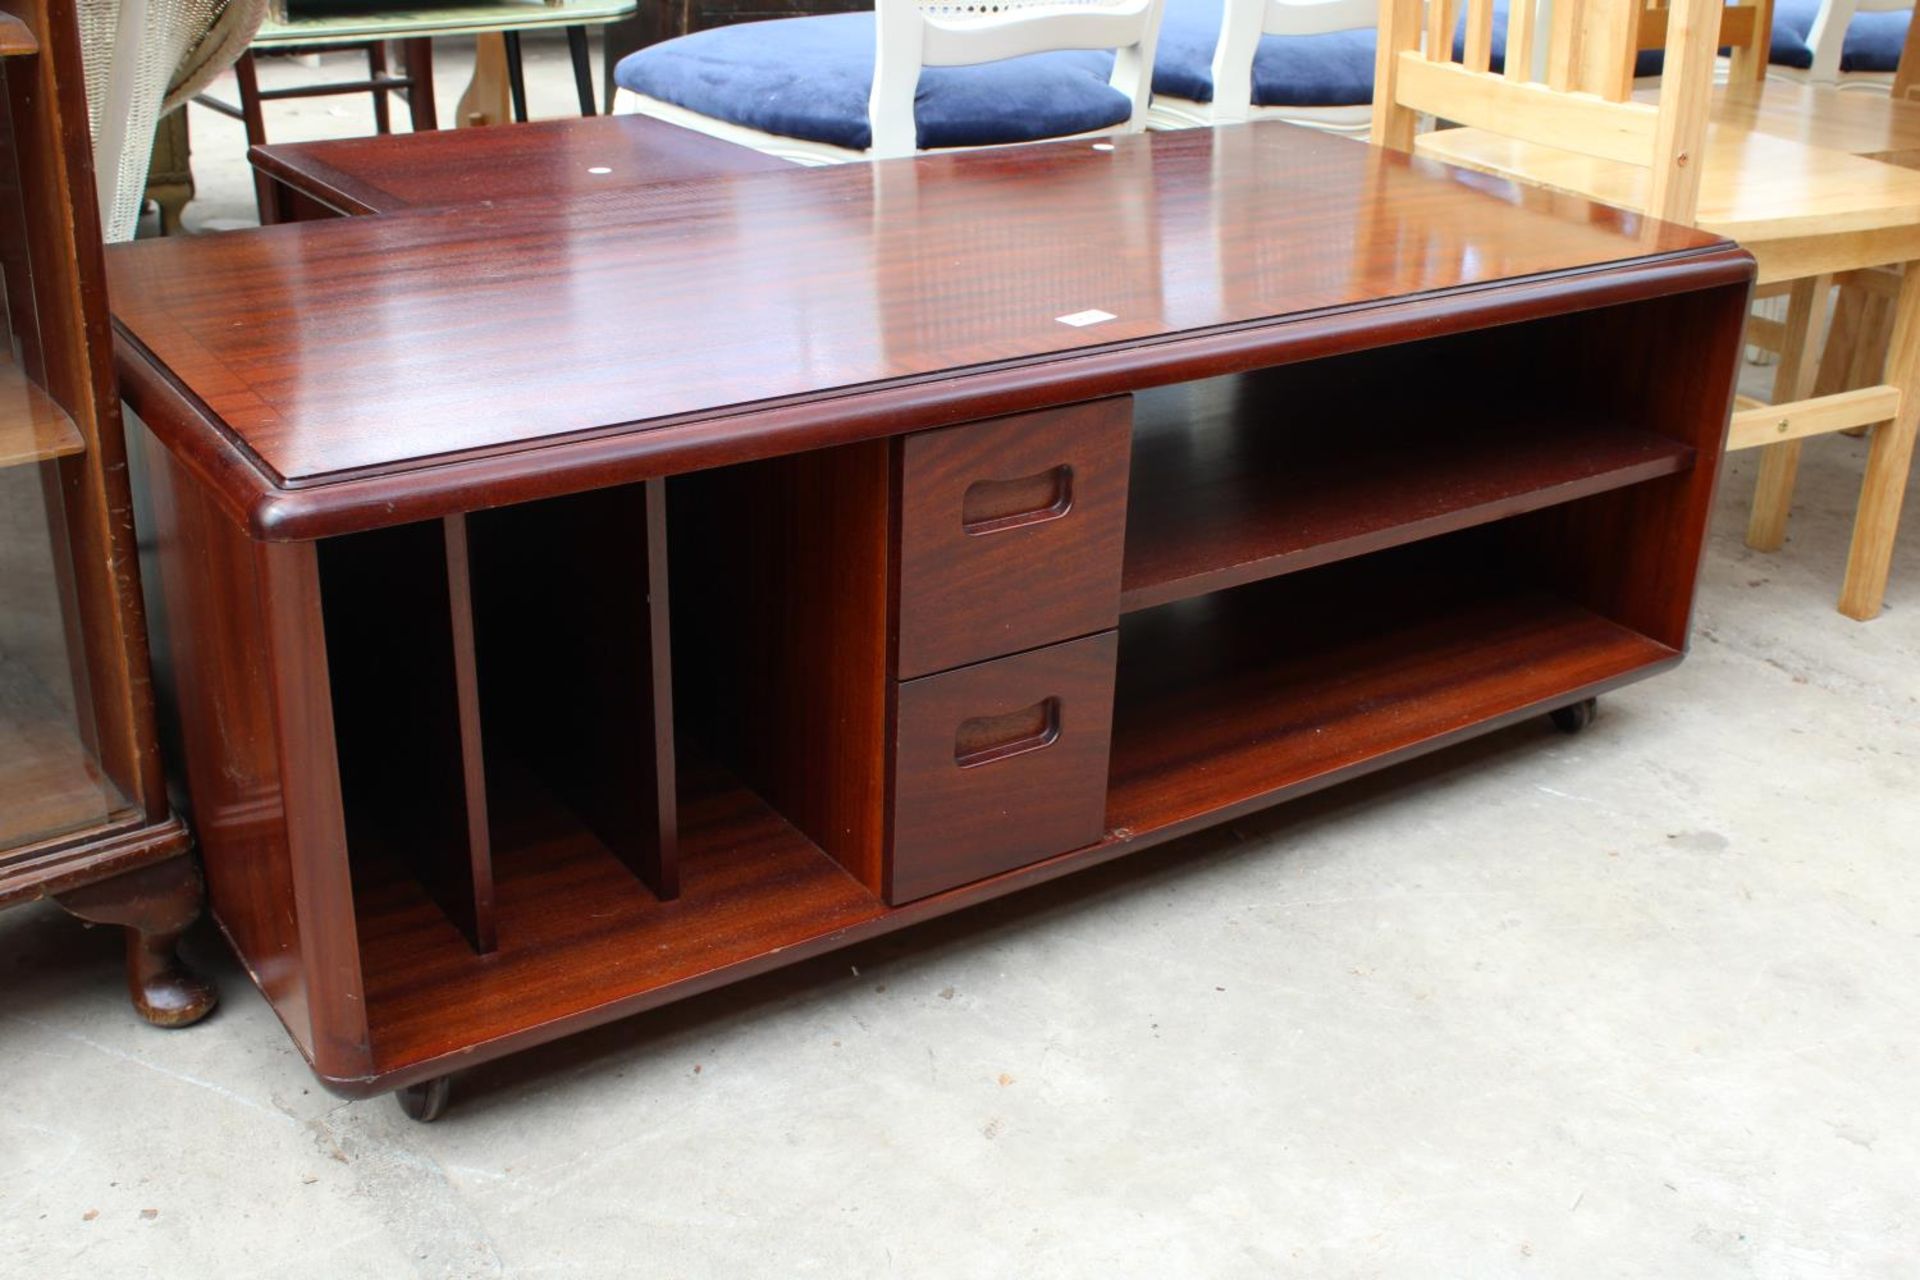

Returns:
395,1075,452,1123
1549,697,1598,734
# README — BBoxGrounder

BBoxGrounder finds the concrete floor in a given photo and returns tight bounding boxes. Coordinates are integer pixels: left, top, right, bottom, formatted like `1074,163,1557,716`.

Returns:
5,40,1920,1280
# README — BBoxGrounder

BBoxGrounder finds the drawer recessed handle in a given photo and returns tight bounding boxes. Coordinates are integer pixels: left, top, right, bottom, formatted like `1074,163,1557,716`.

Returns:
961,466,1073,536
955,697,1061,768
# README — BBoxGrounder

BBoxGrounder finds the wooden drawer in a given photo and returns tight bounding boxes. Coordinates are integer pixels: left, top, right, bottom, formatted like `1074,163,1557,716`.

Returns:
887,631,1118,904
894,399,1130,679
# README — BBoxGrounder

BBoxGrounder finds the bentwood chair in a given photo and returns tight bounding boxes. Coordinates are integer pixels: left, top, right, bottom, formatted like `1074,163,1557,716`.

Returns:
611,0,1166,163
1378,0,1920,618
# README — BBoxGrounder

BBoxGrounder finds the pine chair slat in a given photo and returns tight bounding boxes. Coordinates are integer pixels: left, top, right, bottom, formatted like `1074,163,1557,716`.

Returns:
1377,0,1920,620
1576,0,1643,98
1506,0,1538,78
1463,0,1497,70
1426,0,1459,66
1374,0,1717,221
1545,0,1584,89
1636,0,1774,80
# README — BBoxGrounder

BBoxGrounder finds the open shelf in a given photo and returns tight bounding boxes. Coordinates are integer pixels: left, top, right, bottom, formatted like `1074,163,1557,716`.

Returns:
354,760,885,1074
0,362,83,469
0,650,129,849
1106,539,1680,840
1121,368,1694,612
320,518,493,952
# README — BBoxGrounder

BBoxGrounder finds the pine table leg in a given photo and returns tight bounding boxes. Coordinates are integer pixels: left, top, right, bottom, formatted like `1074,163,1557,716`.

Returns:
1746,274,1831,552
1838,265,1920,619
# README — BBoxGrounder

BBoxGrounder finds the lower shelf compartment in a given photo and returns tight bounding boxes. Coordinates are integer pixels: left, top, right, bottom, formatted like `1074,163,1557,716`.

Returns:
1106,576,1678,839
351,529,1684,1079
354,761,887,1075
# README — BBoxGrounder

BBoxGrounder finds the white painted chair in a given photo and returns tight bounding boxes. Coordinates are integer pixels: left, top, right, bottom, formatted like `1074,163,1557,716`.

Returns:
1772,0,1912,87
1147,0,1378,132
612,0,1168,164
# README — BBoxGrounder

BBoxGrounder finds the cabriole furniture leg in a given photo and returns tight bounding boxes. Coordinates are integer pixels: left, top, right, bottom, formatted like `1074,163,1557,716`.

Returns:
55,853,218,1028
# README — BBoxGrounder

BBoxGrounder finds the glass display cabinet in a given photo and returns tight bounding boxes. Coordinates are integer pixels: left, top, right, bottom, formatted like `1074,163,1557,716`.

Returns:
0,0,213,1025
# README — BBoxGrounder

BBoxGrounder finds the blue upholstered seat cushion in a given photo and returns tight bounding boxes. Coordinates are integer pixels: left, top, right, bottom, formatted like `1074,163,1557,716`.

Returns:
613,14,1134,151
1151,0,1666,109
1151,0,1383,106
1769,0,1909,71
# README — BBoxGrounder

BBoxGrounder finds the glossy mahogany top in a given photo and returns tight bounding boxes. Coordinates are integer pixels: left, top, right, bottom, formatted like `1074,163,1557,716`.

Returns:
250,114,785,215
112,123,1739,537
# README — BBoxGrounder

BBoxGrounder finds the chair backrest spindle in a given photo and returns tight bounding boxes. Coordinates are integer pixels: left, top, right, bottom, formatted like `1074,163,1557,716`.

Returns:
1462,0,1498,71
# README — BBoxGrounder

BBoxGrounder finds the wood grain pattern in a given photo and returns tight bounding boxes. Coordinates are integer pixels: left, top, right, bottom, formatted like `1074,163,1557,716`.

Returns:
258,537,371,1080
1687,79,1920,159
116,255,1755,545
889,632,1117,904
354,760,887,1078
894,400,1129,678
0,810,186,905
121,114,1751,1099
110,125,1729,523
468,483,679,901
252,113,785,217
140,434,314,1052
670,444,893,895
1106,540,1680,839
1121,359,1695,612
1418,124,1920,244
1512,283,1749,649
317,518,495,952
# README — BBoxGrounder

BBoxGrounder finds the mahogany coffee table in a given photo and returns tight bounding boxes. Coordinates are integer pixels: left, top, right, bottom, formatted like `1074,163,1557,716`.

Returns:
115,123,1751,1120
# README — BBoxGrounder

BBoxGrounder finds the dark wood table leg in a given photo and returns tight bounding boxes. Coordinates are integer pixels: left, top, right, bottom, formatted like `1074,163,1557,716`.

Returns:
402,38,438,130
368,41,393,134
599,13,646,111
56,854,218,1029
502,31,529,122
232,52,282,224
567,27,596,115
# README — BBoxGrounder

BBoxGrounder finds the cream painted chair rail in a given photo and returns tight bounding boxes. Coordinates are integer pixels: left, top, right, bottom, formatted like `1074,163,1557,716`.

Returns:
1376,0,1920,618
